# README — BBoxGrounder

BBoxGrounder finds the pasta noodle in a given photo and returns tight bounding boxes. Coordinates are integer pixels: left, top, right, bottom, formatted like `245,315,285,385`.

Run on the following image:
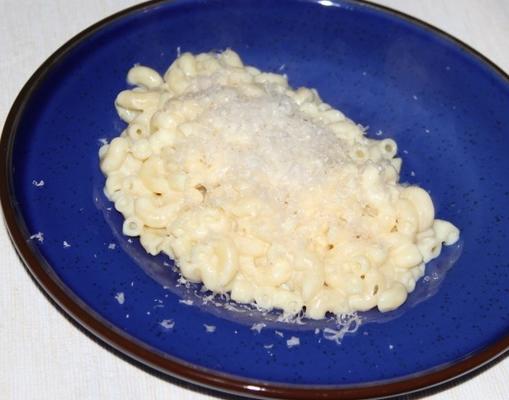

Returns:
100,50,460,318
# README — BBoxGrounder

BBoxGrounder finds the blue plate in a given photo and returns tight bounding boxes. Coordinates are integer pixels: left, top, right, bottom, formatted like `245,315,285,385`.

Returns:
2,0,508,398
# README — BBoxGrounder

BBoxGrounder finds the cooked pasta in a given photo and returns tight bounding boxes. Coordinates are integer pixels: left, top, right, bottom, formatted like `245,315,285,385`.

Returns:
100,50,459,319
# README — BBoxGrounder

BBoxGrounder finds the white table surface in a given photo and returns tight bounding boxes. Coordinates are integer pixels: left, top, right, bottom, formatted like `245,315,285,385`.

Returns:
1,1,508,399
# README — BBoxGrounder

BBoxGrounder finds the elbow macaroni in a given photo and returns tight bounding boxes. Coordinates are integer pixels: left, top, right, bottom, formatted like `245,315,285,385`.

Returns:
100,50,460,319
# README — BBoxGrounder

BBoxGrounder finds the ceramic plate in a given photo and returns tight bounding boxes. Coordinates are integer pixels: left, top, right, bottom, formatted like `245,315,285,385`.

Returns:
2,0,509,398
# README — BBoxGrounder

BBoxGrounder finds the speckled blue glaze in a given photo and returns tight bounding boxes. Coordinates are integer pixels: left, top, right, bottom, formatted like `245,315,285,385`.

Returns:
11,0,509,386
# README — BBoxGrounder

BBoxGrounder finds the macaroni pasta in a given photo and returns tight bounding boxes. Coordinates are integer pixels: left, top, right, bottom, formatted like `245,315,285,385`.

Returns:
100,50,459,319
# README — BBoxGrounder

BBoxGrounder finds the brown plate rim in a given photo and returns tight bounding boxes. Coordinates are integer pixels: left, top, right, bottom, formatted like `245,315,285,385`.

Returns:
1,0,508,399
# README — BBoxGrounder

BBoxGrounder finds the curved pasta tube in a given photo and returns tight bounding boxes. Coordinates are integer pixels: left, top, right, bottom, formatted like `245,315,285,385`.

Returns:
350,145,369,163
164,65,190,94
127,122,149,140
220,49,244,68
192,237,239,292
400,186,435,231
122,216,144,237
116,106,139,123
379,138,398,159
433,219,460,245
230,274,256,304
417,233,442,263
115,90,159,111
377,282,408,312
179,257,202,282
100,137,129,174
139,157,171,195
114,194,134,216
140,230,164,255
105,173,124,196
127,65,163,89
176,52,197,77
134,197,181,228
293,251,324,301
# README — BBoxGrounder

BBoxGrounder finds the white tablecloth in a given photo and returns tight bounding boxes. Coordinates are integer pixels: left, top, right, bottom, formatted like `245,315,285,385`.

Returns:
1,1,508,399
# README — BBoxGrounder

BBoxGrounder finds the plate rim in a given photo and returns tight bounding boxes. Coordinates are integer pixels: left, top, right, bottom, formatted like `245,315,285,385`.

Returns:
1,0,508,398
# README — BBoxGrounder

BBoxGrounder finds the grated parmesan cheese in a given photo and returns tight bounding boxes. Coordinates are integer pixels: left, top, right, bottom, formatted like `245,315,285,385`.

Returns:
160,319,175,329
29,232,44,243
286,336,300,348
114,292,125,304
171,84,353,209
250,322,266,334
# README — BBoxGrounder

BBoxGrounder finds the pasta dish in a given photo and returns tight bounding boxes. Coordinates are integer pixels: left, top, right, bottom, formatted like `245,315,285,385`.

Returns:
99,50,459,319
